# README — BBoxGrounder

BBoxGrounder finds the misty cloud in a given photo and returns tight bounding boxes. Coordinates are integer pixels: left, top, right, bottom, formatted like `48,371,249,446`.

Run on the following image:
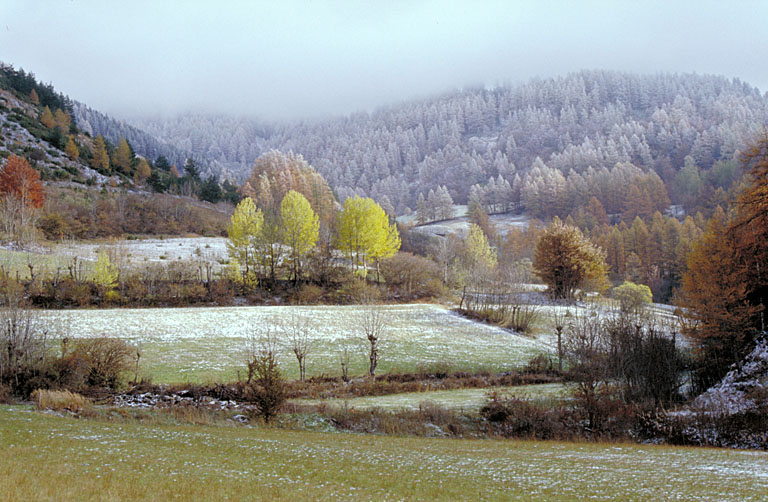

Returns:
1,0,766,120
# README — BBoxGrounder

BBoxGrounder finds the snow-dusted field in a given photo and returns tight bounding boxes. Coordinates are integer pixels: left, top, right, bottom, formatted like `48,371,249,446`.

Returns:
3,405,767,501
0,237,230,278
40,304,550,382
55,236,229,265
293,383,567,411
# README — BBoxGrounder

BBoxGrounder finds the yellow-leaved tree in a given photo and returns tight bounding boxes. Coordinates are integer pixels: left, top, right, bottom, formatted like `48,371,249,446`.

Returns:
91,135,110,172
280,190,319,282
93,251,119,302
65,135,79,160
53,108,71,132
336,196,400,278
134,158,151,185
40,106,55,128
466,223,497,270
114,138,133,174
227,197,263,285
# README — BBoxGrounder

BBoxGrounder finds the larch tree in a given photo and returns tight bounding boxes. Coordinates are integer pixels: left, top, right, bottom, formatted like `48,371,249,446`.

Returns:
65,135,79,160
681,132,768,389
28,88,39,105
280,190,319,283
336,196,400,278
533,218,608,300
226,197,263,285
40,106,54,128
53,108,71,132
134,158,152,185
91,135,110,172
114,138,134,174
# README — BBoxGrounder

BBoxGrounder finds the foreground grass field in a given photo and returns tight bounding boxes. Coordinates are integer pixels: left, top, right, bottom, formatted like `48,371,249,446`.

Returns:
40,304,550,383
1,406,767,501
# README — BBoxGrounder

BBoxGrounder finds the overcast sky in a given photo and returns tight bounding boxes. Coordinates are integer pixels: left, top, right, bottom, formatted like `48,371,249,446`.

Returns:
1,1,766,121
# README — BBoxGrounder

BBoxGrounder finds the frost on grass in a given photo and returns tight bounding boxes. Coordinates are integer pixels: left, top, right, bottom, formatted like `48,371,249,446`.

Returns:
38,304,552,382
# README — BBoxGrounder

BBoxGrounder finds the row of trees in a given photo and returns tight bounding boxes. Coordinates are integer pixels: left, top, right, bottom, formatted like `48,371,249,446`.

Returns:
227,191,399,285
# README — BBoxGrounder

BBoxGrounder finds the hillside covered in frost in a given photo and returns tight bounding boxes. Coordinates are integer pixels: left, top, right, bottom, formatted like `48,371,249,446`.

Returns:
130,71,768,215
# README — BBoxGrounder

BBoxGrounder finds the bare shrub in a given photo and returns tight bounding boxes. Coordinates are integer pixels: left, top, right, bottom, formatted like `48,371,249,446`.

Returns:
0,279,50,396
480,391,571,439
68,337,135,389
296,283,324,304
503,298,540,334
244,325,285,423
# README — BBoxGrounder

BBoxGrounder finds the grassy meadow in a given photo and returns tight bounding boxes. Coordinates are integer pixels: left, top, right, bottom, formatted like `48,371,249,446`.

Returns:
291,383,567,411
2,405,767,501
39,304,550,383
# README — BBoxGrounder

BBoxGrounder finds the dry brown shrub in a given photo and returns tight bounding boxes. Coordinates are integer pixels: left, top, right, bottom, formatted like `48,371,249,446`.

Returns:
30,389,92,413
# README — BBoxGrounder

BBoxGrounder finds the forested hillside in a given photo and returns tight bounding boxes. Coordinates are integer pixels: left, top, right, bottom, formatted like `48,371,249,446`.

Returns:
72,102,228,180
132,71,768,217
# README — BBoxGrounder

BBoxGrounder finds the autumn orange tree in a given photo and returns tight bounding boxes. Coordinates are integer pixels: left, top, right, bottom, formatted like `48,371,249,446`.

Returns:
681,131,768,389
0,155,45,243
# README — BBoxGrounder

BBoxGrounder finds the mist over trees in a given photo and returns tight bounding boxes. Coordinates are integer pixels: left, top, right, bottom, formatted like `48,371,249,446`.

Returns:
128,71,767,218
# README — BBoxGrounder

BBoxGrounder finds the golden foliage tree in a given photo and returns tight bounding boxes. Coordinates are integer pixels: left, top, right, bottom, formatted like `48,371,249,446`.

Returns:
28,89,39,105
533,218,608,300
114,138,133,173
40,106,54,128
53,108,71,132
90,135,110,172
65,135,79,160
133,158,151,184
240,150,336,224
336,196,400,277
280,190,319,282
226,197,263,285
681,132,768,388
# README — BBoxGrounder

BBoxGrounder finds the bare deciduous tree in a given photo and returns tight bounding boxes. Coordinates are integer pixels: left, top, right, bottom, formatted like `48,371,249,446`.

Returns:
358,302,387,379
552,309,571,372
279,313,313,381
0,280,49,393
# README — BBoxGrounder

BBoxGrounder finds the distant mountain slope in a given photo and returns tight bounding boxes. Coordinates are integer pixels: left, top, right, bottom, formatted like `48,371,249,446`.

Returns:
72,102,230,180
131,70,768,214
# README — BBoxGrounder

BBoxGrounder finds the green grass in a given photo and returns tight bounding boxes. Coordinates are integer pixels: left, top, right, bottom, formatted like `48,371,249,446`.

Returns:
40,304,551,383
1,405,767,501
291,383,567,411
